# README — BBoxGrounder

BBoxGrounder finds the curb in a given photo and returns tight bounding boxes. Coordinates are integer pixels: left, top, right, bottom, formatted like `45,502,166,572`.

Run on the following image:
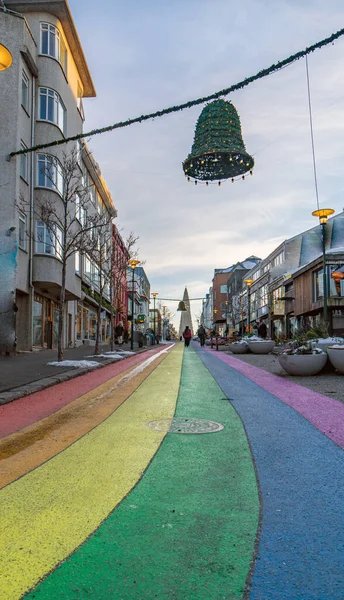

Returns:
0,348,150,406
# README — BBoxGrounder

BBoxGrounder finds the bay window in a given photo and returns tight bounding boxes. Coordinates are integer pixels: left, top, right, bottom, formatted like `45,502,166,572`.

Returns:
37,154,63,195
39,88,66,133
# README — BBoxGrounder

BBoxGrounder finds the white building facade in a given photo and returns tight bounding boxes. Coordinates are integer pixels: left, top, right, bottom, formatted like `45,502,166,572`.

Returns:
0,1,116,352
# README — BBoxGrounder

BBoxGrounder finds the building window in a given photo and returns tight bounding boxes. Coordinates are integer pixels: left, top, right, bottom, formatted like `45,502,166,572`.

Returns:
220,285,227,294
35,221,63,257
77,82,85,120
329,265,344,297
60,36,67,72
37,154,63,195
313,268,324,301
274,251,285,267
40,23,60,61
75,251,80,274
19,212,26,250
20,141,28,181
21,70,29,112
75,194,87,226
39,88,66,133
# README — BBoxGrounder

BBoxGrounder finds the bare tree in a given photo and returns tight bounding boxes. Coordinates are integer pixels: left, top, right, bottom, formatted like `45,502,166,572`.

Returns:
19,147,108,361
90,227,140,354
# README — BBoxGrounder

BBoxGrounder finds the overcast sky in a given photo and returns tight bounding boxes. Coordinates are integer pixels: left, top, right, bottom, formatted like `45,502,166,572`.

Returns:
68,0,344,329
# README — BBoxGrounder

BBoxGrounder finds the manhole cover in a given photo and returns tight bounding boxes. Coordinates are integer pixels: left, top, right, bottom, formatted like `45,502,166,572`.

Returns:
146,417,224,434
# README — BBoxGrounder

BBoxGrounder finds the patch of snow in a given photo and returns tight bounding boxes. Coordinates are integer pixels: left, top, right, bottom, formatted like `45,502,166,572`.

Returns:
47,360,100,368
328,344,344,349
115,350,136,355
87,353,125,359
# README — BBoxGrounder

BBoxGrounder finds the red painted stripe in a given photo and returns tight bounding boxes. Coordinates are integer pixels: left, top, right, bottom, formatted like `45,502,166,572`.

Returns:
0,347,166,439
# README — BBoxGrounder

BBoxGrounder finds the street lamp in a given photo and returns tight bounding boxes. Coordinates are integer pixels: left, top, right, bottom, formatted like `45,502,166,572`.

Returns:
0,44,12,71
213,308,218,331
244,279,254,334
152,292,158,343
128,259,140,350
312,208,335,329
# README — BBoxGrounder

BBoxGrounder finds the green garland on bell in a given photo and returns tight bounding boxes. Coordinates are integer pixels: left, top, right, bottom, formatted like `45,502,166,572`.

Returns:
183,100,254,181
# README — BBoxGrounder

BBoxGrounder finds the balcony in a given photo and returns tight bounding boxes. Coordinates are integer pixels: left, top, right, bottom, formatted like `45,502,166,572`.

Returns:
33,255,81,300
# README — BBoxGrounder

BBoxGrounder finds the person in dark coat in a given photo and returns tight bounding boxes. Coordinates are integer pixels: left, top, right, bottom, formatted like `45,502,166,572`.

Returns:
182,326,192,347
115,321,124,344
197,324,206,347
258,319,267,339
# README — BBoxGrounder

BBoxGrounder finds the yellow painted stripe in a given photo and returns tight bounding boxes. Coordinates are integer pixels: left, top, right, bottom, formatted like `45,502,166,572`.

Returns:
0,348,171,489
0,345,183,600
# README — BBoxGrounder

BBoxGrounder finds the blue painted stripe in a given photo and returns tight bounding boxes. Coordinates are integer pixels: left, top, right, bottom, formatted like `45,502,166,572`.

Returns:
196,347,344,600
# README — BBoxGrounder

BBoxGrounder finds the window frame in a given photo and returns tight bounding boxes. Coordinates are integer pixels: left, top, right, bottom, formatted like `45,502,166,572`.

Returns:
18,212,27,251
21,70,30,113
36,153,64,196
20,141,28,182
35,220,63,258
40,22,60,61
38,87,66,134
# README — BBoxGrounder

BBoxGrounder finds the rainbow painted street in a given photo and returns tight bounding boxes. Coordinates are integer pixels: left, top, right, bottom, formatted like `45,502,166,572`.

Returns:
0,343,343,599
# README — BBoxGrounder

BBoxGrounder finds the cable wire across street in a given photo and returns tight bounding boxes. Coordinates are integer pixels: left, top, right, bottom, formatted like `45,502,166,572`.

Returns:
9,27,344,158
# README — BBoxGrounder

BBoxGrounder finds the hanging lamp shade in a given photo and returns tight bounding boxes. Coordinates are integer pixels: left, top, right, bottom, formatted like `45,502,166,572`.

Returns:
183,99,254,182
177,301,187,311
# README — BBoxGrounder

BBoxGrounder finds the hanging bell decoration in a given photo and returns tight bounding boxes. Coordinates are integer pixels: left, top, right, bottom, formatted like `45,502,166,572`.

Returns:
177,300,187,311
182,99,254,182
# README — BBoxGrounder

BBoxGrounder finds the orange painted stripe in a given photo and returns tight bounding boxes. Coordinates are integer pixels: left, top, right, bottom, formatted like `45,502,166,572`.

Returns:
0,350,169,490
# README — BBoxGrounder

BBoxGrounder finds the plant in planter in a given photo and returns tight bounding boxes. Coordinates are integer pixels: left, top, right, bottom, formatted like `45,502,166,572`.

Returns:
228,339,249,354
278,340,327,376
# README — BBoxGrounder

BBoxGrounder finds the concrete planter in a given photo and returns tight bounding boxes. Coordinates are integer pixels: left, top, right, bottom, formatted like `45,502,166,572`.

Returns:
247,340,275,354
228,342,248,354
278,352,327,376
327,347,344,374
311,339,344,354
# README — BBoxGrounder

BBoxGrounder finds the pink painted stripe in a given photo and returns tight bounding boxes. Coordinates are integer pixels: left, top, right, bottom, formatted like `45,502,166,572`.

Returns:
205,348,344,449
0,347,166,439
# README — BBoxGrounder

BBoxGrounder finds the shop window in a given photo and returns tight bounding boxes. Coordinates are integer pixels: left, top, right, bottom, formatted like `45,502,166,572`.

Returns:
330,265,344,297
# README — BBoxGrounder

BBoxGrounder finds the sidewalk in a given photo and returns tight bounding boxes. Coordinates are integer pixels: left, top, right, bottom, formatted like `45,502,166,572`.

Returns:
0,342,153,404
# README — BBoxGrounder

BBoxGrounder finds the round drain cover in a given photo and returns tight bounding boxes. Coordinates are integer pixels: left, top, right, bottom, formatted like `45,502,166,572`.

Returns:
146,417,224,434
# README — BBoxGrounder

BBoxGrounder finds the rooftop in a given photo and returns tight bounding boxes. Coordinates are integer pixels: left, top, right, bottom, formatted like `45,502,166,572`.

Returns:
4,0,96,97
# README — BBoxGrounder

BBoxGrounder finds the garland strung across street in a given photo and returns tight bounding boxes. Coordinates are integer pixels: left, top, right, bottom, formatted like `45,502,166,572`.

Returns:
9,27,344,159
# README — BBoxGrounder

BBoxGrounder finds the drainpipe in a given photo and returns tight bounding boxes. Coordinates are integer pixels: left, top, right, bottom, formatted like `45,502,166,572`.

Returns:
28,74,36,349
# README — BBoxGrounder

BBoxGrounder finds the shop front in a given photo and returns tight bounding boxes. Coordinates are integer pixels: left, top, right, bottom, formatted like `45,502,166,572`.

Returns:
76,301,111,344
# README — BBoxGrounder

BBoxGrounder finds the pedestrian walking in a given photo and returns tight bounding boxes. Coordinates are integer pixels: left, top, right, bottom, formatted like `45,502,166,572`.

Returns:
182,326,192,347
115,321,124,345
197,324,206,347
258,319,267,339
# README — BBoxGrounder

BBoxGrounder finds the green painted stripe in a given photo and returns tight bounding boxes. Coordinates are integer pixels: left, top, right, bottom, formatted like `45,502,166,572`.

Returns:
26,347,259,600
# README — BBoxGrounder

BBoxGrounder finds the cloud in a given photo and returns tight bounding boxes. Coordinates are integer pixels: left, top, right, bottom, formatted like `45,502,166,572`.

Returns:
69,0,344,330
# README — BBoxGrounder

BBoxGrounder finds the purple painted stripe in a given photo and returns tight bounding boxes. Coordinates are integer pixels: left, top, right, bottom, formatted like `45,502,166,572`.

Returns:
205,348,344,449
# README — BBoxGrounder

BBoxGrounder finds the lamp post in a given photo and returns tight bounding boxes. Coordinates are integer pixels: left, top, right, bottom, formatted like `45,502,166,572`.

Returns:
0,44,12,71
128,259,140,350
152,292,158,343
244,279,254,334
312,208,335,329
